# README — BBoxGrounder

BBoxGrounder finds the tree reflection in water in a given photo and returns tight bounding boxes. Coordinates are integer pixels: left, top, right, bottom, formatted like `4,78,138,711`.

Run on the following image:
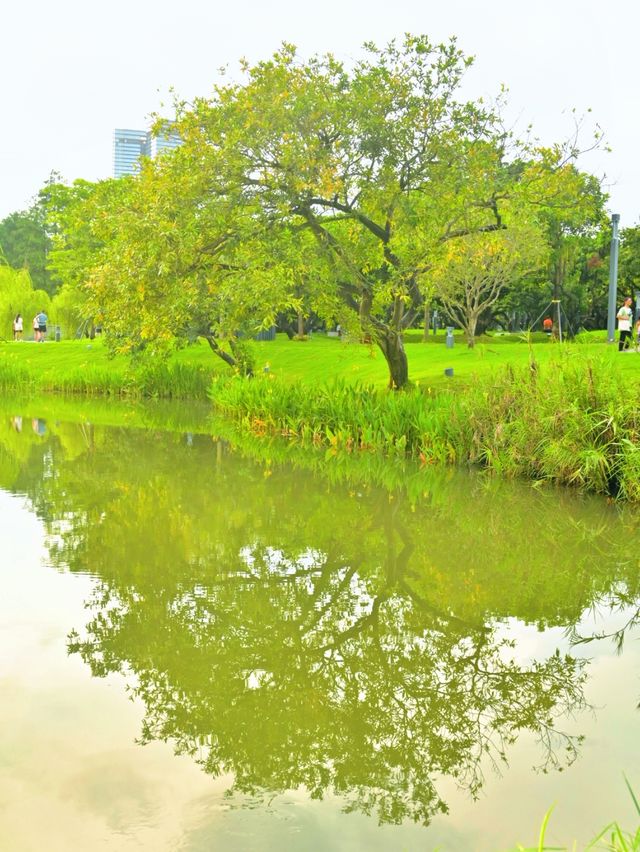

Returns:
2,409,640,825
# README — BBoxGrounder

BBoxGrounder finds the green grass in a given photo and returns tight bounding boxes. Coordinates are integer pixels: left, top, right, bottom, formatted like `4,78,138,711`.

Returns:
211,349,640,499
1,333,639,397
3,334,640,498
0,339,215,398
251,333,640,388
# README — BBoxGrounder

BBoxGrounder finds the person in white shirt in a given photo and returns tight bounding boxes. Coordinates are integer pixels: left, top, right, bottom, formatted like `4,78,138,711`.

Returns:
617,297,633,352
12,314,23,341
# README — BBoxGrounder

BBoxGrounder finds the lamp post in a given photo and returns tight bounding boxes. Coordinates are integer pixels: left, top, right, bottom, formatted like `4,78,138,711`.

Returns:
607,214,621,343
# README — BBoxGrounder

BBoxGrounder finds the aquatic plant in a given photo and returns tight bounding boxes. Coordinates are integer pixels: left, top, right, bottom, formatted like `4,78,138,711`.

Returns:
211,352,640,500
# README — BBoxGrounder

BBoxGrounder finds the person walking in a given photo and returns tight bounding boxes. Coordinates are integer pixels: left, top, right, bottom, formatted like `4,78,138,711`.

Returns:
32,314,40,342
617,297,633,352
36,309,48,342
12,314,23,341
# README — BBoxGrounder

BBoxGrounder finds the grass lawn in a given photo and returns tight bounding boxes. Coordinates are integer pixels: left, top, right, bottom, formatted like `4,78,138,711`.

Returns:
1,332,640,394
257,332,640,388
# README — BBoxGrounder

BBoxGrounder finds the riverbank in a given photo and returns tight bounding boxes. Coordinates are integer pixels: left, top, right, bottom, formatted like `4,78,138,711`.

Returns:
211,350,640,500
0,339,215,398
2,333,639,398
2,336,640,499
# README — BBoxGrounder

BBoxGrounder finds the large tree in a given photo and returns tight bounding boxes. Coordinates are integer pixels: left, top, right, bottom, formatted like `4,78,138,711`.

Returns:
160,38,603,386
48,37,604,385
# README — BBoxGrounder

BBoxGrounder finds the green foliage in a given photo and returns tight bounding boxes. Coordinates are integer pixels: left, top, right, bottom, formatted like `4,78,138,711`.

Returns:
0,204,53,295
50,283,87,338
0,264,51,340
45,36,605,386
429,223,550,346
44,177,134,340
211,352,640,500
619,225,640,298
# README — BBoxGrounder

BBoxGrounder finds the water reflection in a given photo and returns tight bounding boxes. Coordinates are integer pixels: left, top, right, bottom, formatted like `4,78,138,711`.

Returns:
1,405,639,826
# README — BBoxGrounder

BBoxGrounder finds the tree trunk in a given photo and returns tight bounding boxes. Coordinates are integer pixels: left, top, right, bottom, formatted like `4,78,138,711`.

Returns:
297,311,305,337
359,290,409,388
229,338,254,376
375,327,409,389
422,301,430,342
359,289,373,344
466,315,478,348
276,318,296,339
203,334,237,369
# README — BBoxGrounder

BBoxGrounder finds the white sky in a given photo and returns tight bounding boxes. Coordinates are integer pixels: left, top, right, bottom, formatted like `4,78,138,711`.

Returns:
1,0,638,223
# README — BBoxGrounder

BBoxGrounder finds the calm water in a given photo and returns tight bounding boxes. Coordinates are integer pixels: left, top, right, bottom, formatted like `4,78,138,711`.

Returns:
0,396,639,851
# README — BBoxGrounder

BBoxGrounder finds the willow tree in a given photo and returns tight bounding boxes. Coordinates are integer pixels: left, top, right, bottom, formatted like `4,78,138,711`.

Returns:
0,263,51,338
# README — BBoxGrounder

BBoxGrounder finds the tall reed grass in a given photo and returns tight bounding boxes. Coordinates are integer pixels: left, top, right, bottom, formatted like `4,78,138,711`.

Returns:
0,355,212,399
210,353,640,500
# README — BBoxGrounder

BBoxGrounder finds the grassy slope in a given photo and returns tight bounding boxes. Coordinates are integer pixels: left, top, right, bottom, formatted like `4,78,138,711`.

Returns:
2,332,640,394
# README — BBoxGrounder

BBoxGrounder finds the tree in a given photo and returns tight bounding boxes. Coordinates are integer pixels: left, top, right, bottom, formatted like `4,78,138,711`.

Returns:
159,38,604,386
539,170,608,332
45,177,136,339
450,164,608,337
0,172,67,297
0,207,52,295
0,262,51,339
430,225,548,346
47,37,604,383
82,156,300,372
619,224,640,299
164,38,498,386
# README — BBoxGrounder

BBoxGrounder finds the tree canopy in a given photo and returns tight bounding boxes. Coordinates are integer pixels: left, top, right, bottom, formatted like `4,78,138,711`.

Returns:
44,36,606,385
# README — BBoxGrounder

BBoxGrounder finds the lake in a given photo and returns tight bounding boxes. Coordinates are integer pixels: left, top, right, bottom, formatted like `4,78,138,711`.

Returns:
0,396,638,851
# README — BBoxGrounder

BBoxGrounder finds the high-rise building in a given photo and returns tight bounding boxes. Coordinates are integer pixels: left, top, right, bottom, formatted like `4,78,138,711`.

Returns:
113,129,148,178
147,124,182,159
113,124,182,177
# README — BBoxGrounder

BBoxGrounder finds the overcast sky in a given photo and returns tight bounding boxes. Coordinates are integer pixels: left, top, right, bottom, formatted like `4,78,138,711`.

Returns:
1,0,638,224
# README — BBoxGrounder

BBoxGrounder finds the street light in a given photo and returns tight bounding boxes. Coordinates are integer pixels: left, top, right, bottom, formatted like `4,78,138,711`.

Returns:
607,214,621,344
